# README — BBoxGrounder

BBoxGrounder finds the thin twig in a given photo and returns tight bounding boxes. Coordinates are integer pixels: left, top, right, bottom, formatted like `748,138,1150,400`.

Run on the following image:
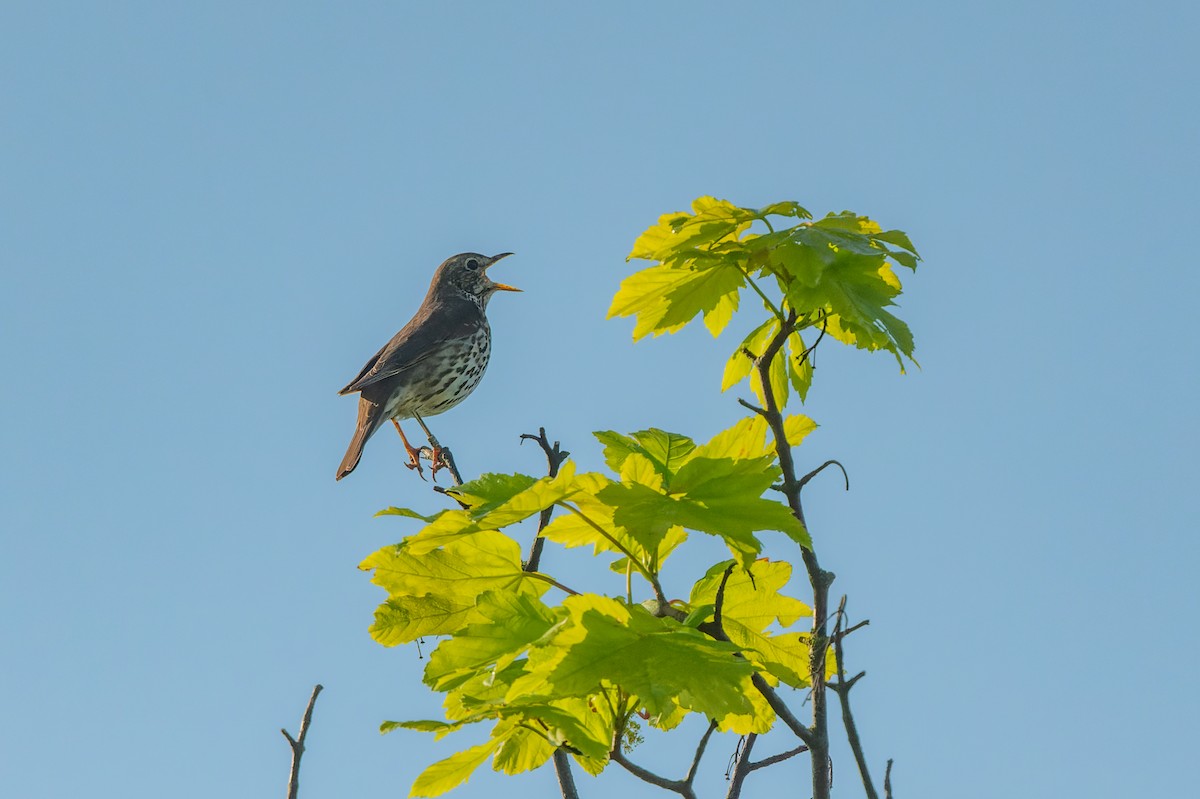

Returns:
832,596,879,799
833,619,870,643
524,571,581,596
725,734,757,799
747,743,810,772
884,758,894,799
281,684,323,799
521,428,570,572
684,721,719,786
798,459,850,492
737,397,768,417
795,310,829,371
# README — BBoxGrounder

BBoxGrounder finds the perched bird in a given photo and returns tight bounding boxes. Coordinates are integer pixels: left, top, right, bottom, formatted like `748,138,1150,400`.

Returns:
336,252,519,481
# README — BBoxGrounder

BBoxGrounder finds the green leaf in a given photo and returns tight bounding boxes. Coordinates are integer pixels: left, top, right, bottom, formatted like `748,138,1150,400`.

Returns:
381,719,465,739
702,286,740,337
671,456,811,552
594,428,696,487
785,250,916,366
692,415,772,461
810,210,880,234
721,317,777,393
361,531,545,643
756,200,812,220
598,482,678,556
601,454,810,564
402,509,486,556
446,473,537,515
627,196,756,263
608,263,747,341
370,594,478,646
375,506,437,521
690,561,814,688
410,739,502,798
477,462,579,527
629,429,696,484
783,414,818,447
424,591,560,691
507,596,759,724
593,431,641,472
492,725,555,775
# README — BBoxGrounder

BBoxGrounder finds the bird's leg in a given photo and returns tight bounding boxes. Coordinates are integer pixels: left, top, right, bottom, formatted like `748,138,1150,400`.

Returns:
412,413,450,481
391,420,426,480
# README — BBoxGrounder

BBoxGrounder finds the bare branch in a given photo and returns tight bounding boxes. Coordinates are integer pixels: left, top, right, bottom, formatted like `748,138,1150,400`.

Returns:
748,743,810,772
751,674,815,748
609,717,716,799
833,619,870,643
884,759,895,799
611,748,696,799
798,459,850,493
737,397,768,417
832,596,879,799
684,721,718,786
281,684,323,799
520,428,570,572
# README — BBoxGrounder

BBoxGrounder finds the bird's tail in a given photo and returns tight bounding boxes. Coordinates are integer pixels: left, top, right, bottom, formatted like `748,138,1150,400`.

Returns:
336,397,386,481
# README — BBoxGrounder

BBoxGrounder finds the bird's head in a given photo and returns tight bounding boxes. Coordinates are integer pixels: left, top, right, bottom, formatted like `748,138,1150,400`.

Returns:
436,252,520,308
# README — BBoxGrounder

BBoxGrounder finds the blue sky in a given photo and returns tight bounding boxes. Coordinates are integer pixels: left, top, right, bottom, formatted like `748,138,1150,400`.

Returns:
2,2,1197,797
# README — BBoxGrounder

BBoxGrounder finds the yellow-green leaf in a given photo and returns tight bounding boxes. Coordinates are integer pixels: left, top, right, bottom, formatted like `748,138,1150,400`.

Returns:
784,415,817,447
410,739,502,798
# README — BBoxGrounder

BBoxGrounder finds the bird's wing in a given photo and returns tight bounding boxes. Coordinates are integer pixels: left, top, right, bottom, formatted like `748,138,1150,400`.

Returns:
337,302,477,395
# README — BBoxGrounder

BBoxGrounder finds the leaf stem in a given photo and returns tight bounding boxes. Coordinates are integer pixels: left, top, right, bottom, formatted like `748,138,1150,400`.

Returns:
525,571,581,596
741,270,785,323
557,502,667,603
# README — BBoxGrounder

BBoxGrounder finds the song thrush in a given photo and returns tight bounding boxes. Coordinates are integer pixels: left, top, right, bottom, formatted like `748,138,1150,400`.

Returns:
336,252,519,481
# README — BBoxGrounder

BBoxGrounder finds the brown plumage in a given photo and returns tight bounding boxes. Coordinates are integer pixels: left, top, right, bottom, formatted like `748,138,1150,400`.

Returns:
336,252,518,480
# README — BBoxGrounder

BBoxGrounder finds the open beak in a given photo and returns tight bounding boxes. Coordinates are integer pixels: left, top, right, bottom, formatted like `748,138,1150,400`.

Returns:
486,252,521,292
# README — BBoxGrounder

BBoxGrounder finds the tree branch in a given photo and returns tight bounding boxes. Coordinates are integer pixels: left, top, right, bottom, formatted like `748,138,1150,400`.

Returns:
751,674,815,748
798,459,849,492
520,428,570,572
281,684,323,799
684,721,718,786
831,595,879,799
552,750,580,799
517,429,579,798
884,758,894,799
609,717,716,799
748,308,834,799
611,748,696,799
747,743,810,773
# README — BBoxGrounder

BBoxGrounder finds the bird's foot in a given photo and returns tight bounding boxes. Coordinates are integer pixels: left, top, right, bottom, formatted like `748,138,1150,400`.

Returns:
403,449,427,480
428,446,451,482
393,420,427,480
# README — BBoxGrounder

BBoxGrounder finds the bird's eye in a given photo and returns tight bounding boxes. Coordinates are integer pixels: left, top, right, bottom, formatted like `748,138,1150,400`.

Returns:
465,258,480,271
